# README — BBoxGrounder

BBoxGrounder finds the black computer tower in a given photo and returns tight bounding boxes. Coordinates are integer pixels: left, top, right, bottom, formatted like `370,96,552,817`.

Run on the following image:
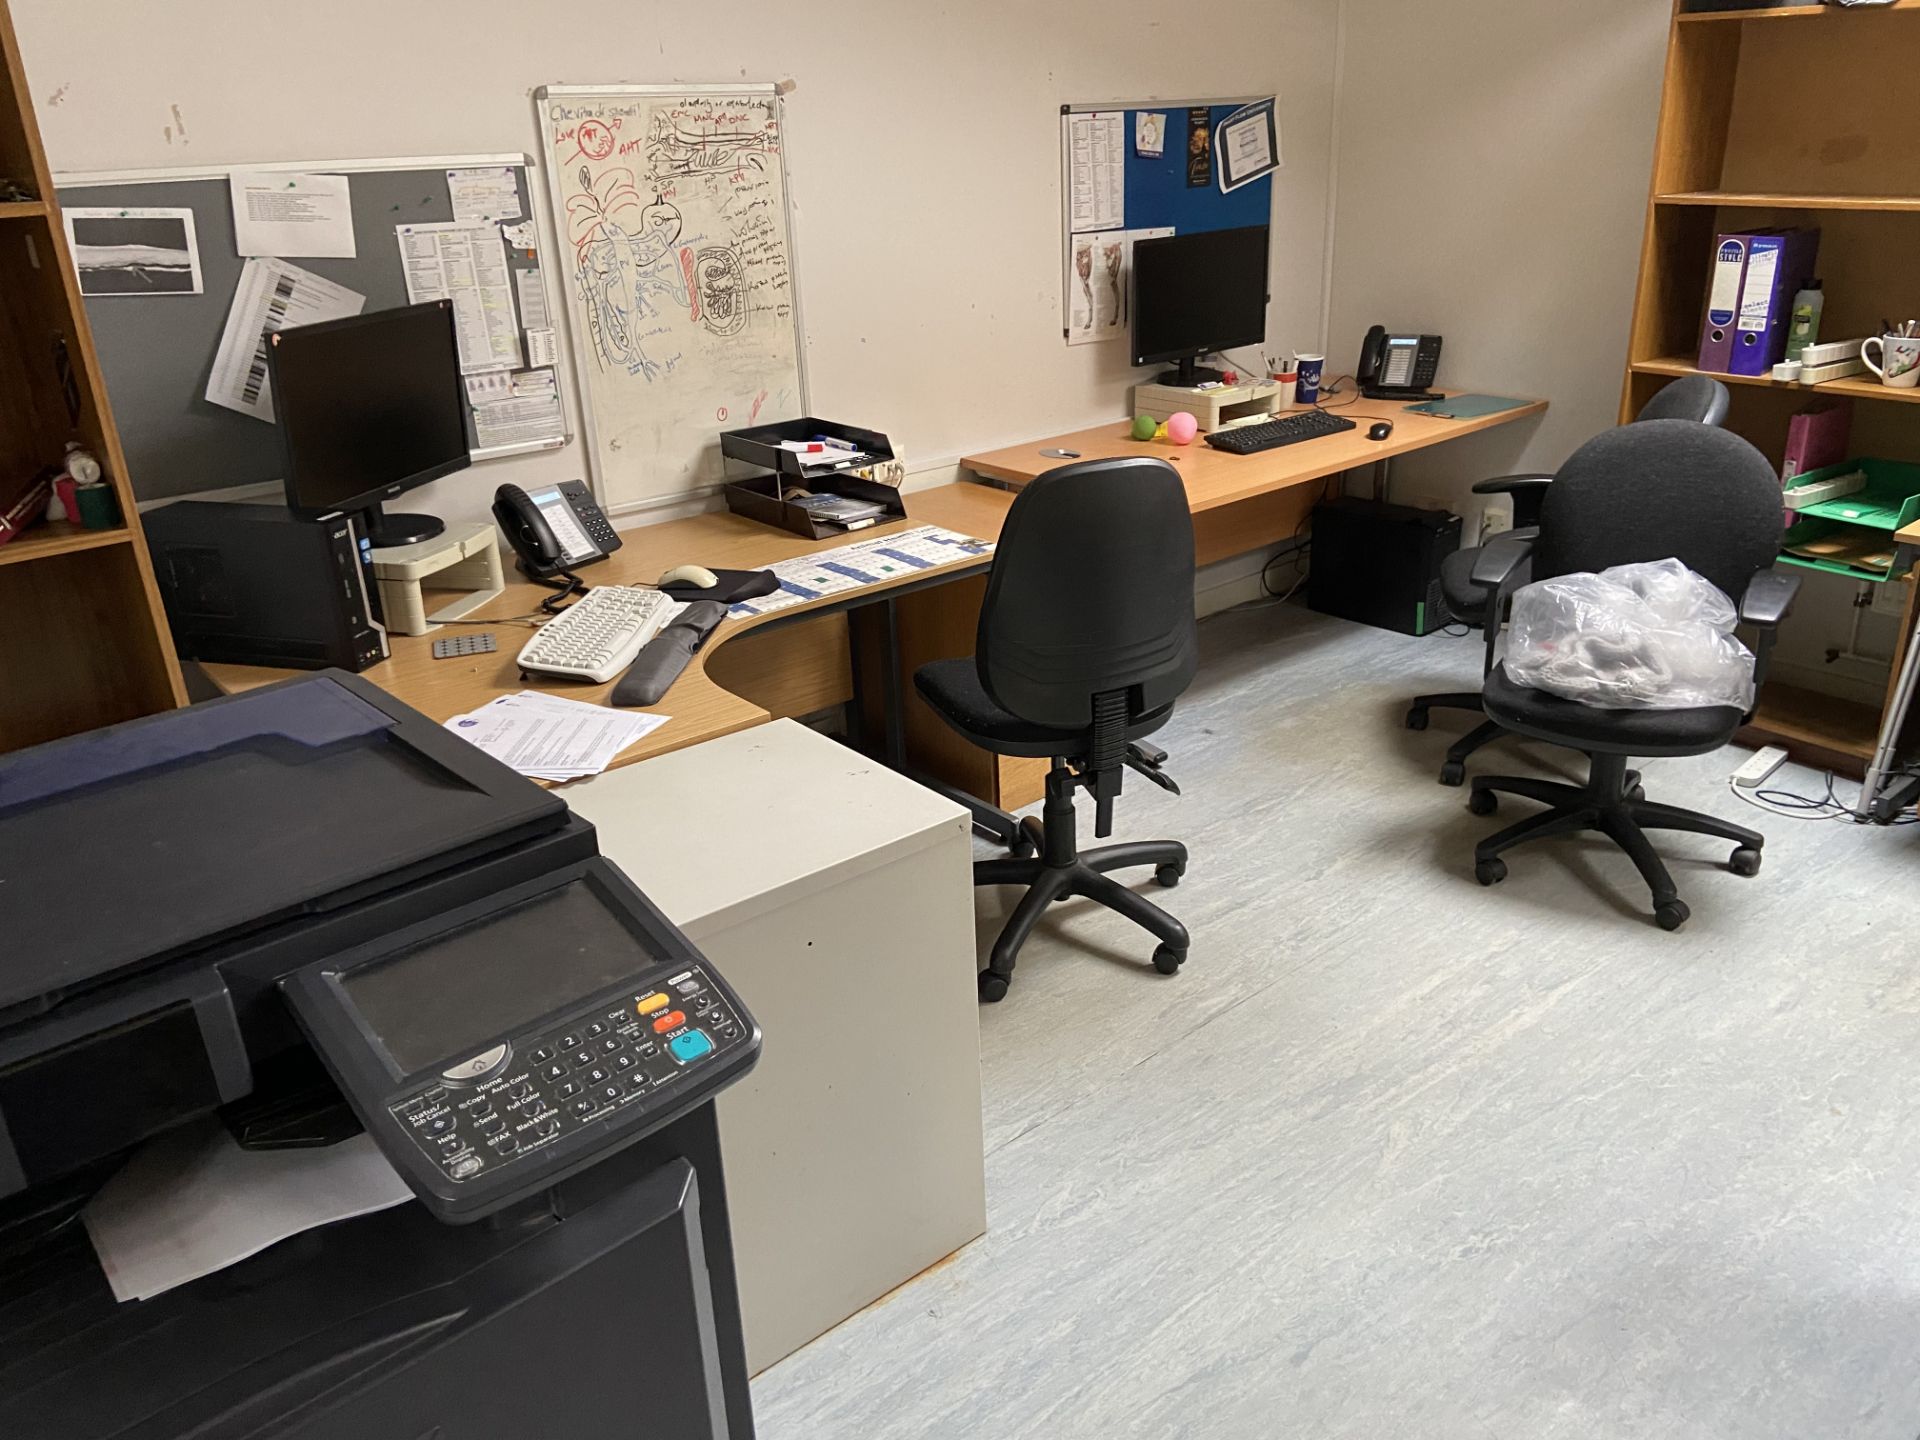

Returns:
1306,496,1462,637
146,501,388,671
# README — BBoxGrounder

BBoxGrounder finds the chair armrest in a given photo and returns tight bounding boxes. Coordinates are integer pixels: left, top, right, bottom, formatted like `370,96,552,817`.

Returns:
1471,474,1556,527
1739,569,1801,628
1470,532,1537,591
1469,473,1557,496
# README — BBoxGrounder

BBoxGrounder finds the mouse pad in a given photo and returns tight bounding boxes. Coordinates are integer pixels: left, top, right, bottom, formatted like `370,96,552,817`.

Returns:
660,568,779,604
1404,394,1531,420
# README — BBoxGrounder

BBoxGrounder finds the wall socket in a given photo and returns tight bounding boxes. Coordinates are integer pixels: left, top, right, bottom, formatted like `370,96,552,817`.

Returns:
1480,505,1514,543
1870,575,1913,618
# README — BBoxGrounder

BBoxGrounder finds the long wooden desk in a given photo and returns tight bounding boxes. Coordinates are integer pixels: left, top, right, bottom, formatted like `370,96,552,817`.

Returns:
203,392,1545,805
202,482,1015,771
960,393,1548,564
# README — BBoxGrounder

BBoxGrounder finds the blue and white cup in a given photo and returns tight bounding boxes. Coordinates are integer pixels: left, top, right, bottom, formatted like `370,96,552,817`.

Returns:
1294,353,1325,405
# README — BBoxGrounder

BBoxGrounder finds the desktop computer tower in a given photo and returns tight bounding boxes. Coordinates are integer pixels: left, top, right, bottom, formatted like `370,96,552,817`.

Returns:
146,501,389,671
1307,496,1462,637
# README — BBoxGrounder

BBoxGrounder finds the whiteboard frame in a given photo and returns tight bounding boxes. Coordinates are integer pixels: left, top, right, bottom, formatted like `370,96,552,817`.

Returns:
533,83,811,515
54,152,574,464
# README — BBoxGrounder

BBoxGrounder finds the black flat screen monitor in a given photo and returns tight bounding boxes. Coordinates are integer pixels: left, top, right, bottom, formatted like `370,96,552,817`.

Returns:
1130,225,1270,387
271,301,469,546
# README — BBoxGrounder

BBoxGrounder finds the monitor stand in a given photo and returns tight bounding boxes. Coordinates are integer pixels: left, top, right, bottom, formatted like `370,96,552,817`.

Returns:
356,502,445,549
1153,357,1225,388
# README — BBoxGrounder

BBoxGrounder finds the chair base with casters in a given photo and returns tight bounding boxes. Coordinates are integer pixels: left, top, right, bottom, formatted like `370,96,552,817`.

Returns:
913,655,1192,1002
1466,662,1767,931
965,759,1188,1003
1406,692,1505,787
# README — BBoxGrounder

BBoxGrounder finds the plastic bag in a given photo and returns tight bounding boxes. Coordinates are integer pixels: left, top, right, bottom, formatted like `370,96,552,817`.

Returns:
1503,558,1755,711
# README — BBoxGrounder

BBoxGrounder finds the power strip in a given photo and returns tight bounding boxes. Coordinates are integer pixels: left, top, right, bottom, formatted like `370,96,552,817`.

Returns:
1731,745,1788,789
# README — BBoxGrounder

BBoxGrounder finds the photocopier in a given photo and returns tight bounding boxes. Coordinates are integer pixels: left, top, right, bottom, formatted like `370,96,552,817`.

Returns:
0,672,763,1437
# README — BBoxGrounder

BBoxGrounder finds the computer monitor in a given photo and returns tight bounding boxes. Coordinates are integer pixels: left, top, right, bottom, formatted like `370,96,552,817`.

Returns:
1129,225,1270,387
271,301,470,546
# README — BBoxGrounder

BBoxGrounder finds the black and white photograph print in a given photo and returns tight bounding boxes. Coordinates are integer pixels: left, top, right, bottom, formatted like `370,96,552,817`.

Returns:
63,207,204,296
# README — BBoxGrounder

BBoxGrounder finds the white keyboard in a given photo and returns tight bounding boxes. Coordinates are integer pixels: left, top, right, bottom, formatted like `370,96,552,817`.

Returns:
515,586,682,684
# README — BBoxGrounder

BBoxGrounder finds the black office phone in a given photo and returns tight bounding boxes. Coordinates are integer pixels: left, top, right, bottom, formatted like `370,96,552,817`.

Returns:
493,480,621,578
282,857,760,1222
1358,325,1444,400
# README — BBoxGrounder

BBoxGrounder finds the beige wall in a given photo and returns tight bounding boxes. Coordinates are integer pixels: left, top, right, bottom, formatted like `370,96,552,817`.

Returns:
14,0,1339,543
1327,0,1672,525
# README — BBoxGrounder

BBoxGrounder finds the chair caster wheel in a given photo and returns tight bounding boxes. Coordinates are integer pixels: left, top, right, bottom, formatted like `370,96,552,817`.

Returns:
1654,899,1690,932
1728,846,1762,877
1155,861,1184,888
1406,707,1430,732
977,971,1010,1003
1008,832,1036,860
1151,945,1185,975
1626,785,1646,802
1439,760,1466,787
1468,788,1498,816
1474,857,1507,886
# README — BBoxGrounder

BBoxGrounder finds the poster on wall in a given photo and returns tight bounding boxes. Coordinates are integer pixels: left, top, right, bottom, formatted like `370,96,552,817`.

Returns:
1185,108,1213,189
1216,99,1281,193
64,208,203,295
1065,226,1171,347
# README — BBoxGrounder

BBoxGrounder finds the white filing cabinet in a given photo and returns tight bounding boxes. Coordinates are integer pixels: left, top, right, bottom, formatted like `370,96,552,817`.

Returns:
565,720,986,1373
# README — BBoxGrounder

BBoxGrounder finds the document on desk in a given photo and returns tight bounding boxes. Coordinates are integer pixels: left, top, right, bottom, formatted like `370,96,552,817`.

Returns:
205,258,366,421
725,525,995,620
83,1120,412,1303
397,221,522,373
445,690,671,781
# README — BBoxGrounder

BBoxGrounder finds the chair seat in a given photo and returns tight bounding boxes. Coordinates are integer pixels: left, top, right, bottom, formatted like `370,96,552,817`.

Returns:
1481,664,1745,757
914,658,1174,758
1441,547,1533,629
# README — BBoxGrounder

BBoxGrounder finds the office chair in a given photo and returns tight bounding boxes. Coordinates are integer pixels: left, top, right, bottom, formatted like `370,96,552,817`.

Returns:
913,457,1198,1002
1464,420,1798,931
1406,375,1732,785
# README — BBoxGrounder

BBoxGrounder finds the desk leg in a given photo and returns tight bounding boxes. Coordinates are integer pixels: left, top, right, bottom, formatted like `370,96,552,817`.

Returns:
845,596,907,770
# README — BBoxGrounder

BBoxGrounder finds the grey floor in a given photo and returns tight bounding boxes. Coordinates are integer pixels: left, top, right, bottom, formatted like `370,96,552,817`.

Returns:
752,601,1920,1440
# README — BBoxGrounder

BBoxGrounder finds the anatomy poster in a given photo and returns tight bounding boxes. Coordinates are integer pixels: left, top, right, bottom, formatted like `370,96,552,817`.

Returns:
541,88,802,509
1065,226,1169,347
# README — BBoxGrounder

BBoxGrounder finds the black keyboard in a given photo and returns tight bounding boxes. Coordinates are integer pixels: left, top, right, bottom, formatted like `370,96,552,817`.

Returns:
1204,410,1358,454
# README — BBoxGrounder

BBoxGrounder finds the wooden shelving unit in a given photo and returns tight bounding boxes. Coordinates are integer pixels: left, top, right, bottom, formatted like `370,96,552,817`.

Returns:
1622,0,1920,772
0,0,184,752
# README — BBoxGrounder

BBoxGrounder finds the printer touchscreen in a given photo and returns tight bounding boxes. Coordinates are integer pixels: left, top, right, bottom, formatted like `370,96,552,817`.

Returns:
341,886,645,1075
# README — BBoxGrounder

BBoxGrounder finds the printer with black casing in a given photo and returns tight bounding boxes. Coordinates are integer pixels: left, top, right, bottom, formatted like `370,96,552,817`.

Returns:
0,671,762,1438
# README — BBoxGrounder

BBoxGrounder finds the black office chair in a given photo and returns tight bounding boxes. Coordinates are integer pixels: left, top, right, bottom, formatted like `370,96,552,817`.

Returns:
1464,420,1798,930
1407,375,1733,785
913,457,1198,1002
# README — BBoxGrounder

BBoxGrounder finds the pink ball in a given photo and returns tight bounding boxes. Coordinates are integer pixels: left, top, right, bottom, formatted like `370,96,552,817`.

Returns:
1167,411,1199,446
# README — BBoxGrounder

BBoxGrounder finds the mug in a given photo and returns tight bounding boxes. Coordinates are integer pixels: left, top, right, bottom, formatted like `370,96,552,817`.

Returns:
1294,354,1326,405
1862,333,1920,389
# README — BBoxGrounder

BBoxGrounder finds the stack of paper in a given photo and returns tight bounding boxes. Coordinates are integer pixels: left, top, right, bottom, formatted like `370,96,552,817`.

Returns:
444,690,668,782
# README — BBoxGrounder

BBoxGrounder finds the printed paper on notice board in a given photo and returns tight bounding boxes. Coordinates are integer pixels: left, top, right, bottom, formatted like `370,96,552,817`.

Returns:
1217,99,1281,194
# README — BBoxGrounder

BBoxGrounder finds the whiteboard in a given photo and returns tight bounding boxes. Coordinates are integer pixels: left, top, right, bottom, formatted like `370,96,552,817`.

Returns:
535,85,806,514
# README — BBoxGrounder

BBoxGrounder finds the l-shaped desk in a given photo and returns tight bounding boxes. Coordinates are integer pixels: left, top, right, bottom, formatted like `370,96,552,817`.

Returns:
202,393,1545,808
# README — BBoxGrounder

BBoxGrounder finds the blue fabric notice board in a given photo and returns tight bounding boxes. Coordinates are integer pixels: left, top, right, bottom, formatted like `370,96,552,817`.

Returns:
1111,104,1272,235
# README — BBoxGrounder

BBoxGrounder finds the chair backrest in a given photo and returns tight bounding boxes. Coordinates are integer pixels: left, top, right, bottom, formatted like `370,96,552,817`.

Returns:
1534,419,1783,601
976,457,1198,730
1635,374,1731,427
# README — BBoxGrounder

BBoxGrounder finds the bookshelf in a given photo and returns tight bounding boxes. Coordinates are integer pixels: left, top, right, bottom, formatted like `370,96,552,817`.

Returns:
1622,0,1920,774
0,0,185,752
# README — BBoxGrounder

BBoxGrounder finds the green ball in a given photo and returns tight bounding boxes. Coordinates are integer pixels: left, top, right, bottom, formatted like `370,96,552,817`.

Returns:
1131,414,1159,441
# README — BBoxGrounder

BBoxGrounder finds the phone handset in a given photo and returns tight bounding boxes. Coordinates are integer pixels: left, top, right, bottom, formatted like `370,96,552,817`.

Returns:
492,484,566,575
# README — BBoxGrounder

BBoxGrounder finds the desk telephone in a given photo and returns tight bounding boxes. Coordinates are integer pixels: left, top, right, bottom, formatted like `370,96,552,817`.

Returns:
492,481,621,579
1357,326,1444,401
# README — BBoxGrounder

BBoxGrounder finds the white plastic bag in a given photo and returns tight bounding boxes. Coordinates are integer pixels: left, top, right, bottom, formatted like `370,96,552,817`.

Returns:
1503,558,1755,711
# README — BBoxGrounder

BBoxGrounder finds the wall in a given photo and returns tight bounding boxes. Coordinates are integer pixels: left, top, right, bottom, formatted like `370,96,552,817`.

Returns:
1326,0,1671,522
15,0,1338,582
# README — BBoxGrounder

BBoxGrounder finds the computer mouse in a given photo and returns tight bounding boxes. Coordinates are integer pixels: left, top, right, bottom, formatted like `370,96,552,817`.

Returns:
1368,421,1395,442
660,564,719,589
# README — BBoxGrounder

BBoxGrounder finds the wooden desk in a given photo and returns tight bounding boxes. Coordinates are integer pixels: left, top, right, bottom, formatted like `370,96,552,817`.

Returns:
202,482,1015,773
960,394,1548,565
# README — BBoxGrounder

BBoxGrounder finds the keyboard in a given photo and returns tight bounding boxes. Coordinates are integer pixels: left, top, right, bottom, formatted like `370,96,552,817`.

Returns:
516,586,683,684
1204,410,1358,454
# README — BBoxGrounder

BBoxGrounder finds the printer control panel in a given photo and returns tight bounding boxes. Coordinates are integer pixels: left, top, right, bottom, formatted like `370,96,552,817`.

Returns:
389,964,749,1184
